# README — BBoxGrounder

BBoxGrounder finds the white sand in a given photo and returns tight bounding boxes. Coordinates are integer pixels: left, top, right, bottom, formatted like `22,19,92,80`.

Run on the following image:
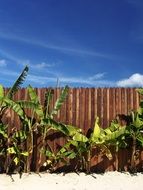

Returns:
0,171,143,190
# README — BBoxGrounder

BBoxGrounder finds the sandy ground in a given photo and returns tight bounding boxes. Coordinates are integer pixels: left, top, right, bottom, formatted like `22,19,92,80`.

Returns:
0,171,143,190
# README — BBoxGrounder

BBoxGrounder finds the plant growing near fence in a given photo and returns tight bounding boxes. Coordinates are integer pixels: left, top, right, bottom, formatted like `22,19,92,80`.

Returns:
17,85,71,172
45,117,127,173
1,65,143,174
0,66,29,173
123,89,143,172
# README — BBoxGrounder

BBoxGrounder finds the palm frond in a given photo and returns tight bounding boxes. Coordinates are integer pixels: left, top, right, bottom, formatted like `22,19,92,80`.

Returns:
6,66,29,99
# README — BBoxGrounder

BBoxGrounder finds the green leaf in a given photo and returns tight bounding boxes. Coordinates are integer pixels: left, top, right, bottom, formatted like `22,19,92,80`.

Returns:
50,86,69,117
7,147,17,154
0,130,8,138
105,126,126,141
0,85,4,98
45,150,55,158
14,130,27,141
6,66,29,99
73,133,88,142
4,98,24,119
27,85,44,118
21,151,29,156
137,88,143,95
69,140,78,147
104,128,112,135
13,157,19,165
67,152,76,159
44,89,53,115
66,125,81,136
27,85,39,103
133,113,143,128
91,117,101,141
108,121,120,132
0,124,8,138
45,89,53,106
17,100,39,109
43,118,69,135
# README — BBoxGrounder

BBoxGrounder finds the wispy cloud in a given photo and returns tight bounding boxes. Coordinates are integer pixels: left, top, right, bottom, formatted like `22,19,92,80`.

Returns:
20,60,55,69
0,59,7,67
0,68,18,77
27,73,114,86
0,67,114,87
33,62,54,69
0,49,59,76
0,49,20,63
27,74,56,85
0,33,110,58
88,73,106,80
117,73,143,87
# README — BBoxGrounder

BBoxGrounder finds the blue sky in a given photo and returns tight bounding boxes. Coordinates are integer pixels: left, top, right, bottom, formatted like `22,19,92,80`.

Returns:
0,0,143,87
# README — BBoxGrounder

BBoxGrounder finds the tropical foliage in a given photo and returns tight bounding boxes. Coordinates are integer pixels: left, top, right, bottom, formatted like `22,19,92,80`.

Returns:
0,66,143,175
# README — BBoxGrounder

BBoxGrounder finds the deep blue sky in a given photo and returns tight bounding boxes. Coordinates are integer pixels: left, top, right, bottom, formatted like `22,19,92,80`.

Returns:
0,0,143,87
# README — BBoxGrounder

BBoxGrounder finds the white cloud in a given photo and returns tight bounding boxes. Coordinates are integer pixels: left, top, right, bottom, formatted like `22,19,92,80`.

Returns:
117,73,143,87
88,73,106,81
0,59,7,67
20,60,54,69
32,62,54,69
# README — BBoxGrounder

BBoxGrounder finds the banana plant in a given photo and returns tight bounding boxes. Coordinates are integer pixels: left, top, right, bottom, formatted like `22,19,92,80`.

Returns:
42,123,88,172
119,88,143,172
0,66,28,121
0,123,8,172
6,130,28,174
103,120,127,171
85,117,126,172
42,141,77,172
125,110,143,172
52,117,127,173
0,66,29,173
17,85,70,172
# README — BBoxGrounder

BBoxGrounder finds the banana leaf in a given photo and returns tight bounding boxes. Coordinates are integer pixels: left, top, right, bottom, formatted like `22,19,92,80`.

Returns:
105,126,126,141
66,125,81,136
27,85,44,118
0,85,4,98
137,88,143,95
6,66,29,99
2,98,24,119
50,86,68,117
44,89,53,116
73,133,88,142
42,118,69,135
90,117,101,142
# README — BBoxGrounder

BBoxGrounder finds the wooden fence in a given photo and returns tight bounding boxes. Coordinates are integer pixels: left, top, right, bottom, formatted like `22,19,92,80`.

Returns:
3,88,143,172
